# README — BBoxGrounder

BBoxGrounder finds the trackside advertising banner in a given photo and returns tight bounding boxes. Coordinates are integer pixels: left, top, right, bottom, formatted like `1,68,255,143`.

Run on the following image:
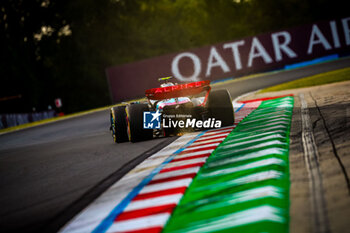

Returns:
107,17,350,103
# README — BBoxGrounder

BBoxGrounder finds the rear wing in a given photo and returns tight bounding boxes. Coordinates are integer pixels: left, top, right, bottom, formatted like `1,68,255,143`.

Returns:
145,80,211,100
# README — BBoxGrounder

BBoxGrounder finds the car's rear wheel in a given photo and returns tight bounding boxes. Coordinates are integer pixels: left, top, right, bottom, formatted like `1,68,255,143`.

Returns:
125,104,153,142
110,106,129,143
207,89,234,127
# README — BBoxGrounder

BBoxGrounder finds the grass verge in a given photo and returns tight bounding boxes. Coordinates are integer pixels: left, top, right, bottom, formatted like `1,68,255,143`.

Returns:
260,67,350,93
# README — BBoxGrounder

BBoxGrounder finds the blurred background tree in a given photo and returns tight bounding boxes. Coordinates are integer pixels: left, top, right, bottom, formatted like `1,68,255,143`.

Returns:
0,0,348,113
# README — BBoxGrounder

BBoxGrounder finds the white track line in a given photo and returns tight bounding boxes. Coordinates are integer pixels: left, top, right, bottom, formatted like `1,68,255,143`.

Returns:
106,213,170,233
152,167,201,181
184,142,221,151
139,178,193,194
124,193,183,212
165,157,208,168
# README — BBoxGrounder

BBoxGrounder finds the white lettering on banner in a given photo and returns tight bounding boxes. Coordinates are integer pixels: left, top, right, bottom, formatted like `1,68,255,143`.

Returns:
330,21,341,48
206,47,230,77
271,31,297,61
171,52,201,82
307,24,332,54
168,17,350,83
223,40,245,70
247,37,273,67
342,17,350,45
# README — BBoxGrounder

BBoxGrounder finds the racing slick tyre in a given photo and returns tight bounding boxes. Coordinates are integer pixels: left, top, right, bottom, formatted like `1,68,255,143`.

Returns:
207,89,234,127
125,104,153,142
110,106,129,143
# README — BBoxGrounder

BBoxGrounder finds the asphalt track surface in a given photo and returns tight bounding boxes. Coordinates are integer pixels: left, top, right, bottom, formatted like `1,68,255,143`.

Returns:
0,57,349,232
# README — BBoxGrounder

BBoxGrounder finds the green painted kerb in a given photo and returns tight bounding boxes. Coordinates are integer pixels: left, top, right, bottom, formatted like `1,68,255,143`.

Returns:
163,96,294,233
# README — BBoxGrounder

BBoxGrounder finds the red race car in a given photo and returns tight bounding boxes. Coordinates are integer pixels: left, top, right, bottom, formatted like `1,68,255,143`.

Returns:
110,77,234,143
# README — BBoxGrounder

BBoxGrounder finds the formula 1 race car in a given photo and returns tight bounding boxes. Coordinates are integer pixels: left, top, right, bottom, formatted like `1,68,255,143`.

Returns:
110,77,234,143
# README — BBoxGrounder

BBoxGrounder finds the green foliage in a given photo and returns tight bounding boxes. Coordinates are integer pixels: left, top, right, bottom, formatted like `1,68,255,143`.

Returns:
0,0,348,113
